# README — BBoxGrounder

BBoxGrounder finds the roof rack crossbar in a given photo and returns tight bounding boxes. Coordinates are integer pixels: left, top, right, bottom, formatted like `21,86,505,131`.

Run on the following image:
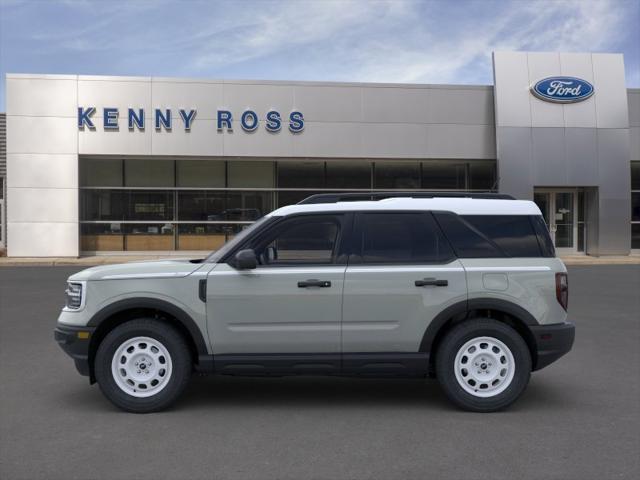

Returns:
297,191,515,204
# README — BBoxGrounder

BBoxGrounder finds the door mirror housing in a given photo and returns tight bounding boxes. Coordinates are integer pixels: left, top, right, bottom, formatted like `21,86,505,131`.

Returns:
233,249,257,270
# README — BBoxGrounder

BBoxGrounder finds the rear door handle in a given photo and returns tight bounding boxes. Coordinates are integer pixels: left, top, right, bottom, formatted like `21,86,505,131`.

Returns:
415,278,448,287
298,279,331,288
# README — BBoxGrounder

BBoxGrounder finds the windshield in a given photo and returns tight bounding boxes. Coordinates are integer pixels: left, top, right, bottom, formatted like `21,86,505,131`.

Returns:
205,216,272,263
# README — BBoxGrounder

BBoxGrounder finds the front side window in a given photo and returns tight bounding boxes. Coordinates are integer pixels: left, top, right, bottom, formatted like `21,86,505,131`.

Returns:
254,215,342,266
353,213,454,264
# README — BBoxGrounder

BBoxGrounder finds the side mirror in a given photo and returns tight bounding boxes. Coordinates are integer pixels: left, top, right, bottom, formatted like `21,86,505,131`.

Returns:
233,249,257,270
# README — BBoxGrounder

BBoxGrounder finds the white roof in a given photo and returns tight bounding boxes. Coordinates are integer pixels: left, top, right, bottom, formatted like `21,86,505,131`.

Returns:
269,197,542,217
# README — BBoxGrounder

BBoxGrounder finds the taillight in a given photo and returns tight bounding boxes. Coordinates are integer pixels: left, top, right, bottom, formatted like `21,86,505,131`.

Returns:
555,273,568,311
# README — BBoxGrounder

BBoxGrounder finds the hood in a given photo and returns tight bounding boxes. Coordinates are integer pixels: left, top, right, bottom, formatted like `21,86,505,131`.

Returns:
68,259,205,282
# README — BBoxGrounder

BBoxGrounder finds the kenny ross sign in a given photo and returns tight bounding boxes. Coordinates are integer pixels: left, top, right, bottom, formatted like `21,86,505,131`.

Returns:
78,107,305,133
530,76,594,103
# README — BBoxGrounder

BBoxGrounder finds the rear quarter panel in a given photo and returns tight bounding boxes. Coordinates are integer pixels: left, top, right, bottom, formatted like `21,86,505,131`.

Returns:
460,257,567,325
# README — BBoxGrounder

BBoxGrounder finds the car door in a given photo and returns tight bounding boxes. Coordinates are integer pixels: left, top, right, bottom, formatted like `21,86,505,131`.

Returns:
206,213,350,364
341,212,467,366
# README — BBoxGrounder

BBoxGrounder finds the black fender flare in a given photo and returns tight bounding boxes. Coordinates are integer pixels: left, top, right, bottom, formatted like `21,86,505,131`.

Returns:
87,297,209,356
419,298,539,353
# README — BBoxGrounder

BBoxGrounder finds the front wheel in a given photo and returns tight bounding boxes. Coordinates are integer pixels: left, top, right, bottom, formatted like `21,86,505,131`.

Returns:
95,319,192,413
435,319,531,412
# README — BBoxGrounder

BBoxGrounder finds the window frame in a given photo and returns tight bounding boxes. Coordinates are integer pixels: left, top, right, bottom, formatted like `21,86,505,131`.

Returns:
348,211,456,266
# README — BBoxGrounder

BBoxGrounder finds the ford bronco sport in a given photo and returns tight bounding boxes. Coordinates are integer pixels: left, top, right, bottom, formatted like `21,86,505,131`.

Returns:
55,192,575,413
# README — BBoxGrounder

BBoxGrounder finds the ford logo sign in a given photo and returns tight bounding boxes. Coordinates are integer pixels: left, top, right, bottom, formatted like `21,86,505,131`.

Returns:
531,76,594,103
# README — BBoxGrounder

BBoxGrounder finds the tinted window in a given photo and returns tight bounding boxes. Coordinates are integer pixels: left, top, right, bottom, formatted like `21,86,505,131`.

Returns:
435,213,545,258
633,224,640,249
277,162,325,188
462,215,542,257
422,162,466,189
434,212,503,258
530,215,555,257
256,215,341,265
632,162,640,190
374,162,420,189
468,162,497,190
355,213,453,264
325,162,371,189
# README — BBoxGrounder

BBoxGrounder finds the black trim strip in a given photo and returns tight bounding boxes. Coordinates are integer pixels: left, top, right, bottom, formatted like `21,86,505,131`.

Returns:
530,322,575,371
198,279,207,302
212,352,430,377
342,352,429,376
419,298,540,353
419,300,468,352
298,192,515,204
214,353,341,375
87,298,208,355
467,298,538,326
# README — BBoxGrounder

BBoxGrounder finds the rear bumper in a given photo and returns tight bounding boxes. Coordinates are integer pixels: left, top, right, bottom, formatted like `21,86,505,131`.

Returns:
54,324,95,377
530,321,575,371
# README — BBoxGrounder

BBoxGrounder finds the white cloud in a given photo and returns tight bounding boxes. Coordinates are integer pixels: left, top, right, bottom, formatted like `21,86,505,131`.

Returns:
182,0,632,85
190,0,408,70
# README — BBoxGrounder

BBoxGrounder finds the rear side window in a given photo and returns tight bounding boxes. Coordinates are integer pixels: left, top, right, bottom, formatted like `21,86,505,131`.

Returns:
433,212,503,258
462,215,542,257
530,215,555,257
434,213,546,258
353,213,454,264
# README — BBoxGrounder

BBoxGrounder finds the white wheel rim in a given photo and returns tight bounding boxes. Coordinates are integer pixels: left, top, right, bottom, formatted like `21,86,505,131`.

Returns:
111,336,173,398
454,336,515,398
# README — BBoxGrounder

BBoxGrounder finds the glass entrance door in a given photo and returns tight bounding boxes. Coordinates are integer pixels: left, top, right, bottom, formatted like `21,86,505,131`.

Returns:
534,189,584,254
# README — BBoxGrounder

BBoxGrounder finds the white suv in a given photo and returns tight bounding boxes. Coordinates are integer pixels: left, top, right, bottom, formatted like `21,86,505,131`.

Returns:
55,193,575,413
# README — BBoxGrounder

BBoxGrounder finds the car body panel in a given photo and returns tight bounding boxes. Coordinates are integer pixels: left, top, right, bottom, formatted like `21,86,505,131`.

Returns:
67,259,203,282
206,263,346,354
461,257,568,325
57,261,215,352
341,260,468,352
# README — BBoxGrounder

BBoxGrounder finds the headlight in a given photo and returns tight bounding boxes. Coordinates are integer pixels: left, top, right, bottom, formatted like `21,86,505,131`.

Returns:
65,282,85,309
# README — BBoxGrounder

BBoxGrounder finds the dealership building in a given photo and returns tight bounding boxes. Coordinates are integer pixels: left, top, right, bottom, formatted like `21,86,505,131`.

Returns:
1,51,639,257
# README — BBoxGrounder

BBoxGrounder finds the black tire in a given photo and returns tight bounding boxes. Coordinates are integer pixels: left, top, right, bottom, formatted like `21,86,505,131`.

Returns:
435,318,531,412
94,319,192,413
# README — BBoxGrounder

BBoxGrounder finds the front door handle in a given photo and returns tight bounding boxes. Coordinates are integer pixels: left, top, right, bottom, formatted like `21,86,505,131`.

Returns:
298,279,331,288
415,278,448,287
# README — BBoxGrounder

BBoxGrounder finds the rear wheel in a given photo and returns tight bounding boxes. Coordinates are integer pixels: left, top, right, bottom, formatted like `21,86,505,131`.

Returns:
95,319,192,413
435,318,531,412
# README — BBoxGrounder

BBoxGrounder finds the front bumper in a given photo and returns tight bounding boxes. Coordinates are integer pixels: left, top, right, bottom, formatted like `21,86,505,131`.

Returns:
54,324,96,377
530,321,575,371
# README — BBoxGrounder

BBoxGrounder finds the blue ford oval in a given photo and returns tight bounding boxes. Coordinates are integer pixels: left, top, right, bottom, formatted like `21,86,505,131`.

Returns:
531,77,594,103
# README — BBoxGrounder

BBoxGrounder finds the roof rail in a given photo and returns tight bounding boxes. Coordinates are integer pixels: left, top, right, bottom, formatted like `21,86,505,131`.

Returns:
297,191,515,204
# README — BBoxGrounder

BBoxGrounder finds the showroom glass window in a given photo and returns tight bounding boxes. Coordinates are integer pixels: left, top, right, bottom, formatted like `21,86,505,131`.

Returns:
79,157,496,252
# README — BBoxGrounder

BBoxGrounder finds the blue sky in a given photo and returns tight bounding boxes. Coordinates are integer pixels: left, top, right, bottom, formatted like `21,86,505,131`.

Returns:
0,0,638,111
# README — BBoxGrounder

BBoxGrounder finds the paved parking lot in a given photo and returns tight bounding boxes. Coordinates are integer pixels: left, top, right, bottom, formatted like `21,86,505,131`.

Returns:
1,265,639,480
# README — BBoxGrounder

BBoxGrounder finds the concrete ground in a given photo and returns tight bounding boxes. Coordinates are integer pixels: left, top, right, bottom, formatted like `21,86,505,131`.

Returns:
0,265,638,480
